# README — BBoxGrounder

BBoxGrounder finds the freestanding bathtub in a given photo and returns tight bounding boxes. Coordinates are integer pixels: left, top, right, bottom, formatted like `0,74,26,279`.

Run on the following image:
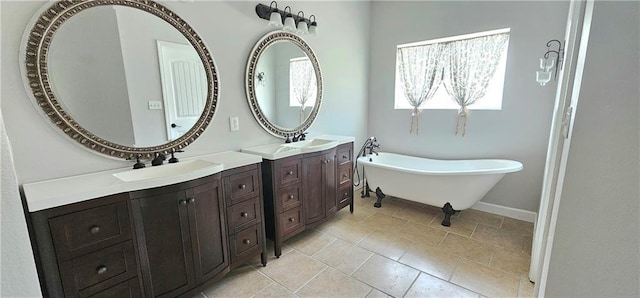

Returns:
358,152,523,226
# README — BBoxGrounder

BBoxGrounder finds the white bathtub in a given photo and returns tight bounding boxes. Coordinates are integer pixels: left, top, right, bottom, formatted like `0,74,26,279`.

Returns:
358,152,523,215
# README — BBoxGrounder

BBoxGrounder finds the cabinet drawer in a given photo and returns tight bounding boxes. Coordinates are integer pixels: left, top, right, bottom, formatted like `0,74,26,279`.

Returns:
49,201,132,260
224,169,260,205
88,277,141,298
230,224,262,263
279,207,304,237
337,187,353,210
227,196,261,234
338,164,352,186
277,158,302,186
278,184,302,211
59,241,138,297
337,145,352,165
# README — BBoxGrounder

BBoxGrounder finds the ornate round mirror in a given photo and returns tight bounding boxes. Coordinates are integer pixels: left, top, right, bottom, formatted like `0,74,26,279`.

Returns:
21,0,219,159
245,31,322,138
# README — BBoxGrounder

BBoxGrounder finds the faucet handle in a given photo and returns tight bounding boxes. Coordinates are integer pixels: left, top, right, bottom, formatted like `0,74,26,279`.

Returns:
299,132,307,141
285,134,292,143
169,149,183,164
151,152,166,166
127,155,146,169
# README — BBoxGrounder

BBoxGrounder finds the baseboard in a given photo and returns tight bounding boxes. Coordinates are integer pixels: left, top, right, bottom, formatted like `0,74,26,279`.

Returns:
471,201,537,223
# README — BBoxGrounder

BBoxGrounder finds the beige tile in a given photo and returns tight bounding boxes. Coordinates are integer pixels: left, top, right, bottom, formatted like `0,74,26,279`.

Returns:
357,230,414,261
296,267,371,297
431,214,478,237
405,273,479,298
202,265,273,297
438,233,496,265
247,240,294,267
490,246,531,276
259,250,327,292
472,224,525,251
392,204,438,225
365,288,392,297
334,203,375,222
352,254,420,298
397,221,448,248
450,259,520,298
501,217,534,235
518,275,535,298
313,238,373,275
399,244,460,280
457,209,504,228
319,218,371,244
253,283,296,298
360,212,408,234
523,235,533,255
286,229,336,256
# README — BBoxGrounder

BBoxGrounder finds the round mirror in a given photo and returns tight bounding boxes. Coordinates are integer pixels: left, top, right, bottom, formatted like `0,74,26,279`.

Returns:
21,0,219,159
246,31,322,138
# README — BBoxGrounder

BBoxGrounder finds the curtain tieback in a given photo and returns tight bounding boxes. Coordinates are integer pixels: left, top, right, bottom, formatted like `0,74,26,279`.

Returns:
455,106,469,136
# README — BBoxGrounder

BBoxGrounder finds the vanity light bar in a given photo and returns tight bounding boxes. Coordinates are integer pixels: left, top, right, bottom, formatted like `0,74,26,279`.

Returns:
255,2,318,35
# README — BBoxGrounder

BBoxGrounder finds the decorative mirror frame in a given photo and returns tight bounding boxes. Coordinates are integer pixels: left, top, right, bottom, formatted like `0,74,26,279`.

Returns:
245,31,323,138
21,0,219,159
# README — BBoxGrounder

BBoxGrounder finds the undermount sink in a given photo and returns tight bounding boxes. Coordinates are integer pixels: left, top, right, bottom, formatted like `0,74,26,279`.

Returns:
113,159,222,182
282,138,339,152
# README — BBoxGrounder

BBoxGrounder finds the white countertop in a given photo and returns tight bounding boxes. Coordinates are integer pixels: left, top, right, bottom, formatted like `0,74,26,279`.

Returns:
22,151,263,212
242,135,355,160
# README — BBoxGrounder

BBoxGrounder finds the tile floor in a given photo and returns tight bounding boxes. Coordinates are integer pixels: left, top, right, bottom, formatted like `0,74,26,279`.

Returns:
197,192,535,298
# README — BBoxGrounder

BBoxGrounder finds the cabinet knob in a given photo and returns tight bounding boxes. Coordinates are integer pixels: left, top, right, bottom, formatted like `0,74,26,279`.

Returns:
241,212,249,218
188,198,195,203
179,199,187,205
288,194,294,200
344,192,349,196
89,226,100,234
342,174,348,178
243,239,251,245
96,265,107,275
239,184,246,190
287,170,294,175
288,217,295,222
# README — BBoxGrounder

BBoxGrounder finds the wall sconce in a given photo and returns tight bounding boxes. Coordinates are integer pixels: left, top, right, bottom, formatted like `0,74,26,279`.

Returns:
536,39,565,86
256,72,266,86
256,1,318,35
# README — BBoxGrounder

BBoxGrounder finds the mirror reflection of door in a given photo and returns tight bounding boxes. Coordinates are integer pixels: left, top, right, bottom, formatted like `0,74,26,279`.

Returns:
157,40,207,140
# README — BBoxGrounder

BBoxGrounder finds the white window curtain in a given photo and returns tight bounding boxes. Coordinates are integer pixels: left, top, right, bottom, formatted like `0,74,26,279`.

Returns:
442,33,510,136
290,58,316,124
397,43,445,135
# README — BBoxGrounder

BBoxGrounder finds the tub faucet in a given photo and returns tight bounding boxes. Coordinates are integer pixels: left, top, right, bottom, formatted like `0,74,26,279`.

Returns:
366,137,379,156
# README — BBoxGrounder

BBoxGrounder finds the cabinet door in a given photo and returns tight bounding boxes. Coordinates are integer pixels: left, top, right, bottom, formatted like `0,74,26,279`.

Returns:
186,178,229,284
131,188,194,298
324,151,337,216
303,154,325,224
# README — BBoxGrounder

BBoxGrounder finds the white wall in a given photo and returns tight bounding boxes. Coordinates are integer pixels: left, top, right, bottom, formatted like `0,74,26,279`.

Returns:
0,0,370,294
544,1,640,296
368,1,568,212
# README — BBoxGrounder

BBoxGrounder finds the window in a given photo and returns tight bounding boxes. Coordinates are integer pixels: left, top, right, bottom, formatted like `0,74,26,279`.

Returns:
394,28,510,110
289,57,317,108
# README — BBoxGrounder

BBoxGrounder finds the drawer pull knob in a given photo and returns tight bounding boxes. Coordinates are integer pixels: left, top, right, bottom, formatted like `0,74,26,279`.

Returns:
89,226,100,234
239,184,246,189
288,217,295,222
342,174,348,178
179,199,187,205
241,212,249,218
344,192,349,196
243,239,251,244
343,155,348,159
188,198,195,203
288,194,294,199
287,170,294,175
96,266,107,275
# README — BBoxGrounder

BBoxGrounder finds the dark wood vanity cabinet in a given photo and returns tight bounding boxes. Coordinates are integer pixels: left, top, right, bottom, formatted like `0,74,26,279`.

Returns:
29,193,142,298
130,174,228,297
262,142,354,257
27,163,266,298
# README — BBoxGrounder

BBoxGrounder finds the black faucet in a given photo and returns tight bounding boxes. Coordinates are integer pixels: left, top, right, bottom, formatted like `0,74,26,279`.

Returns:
285,134,292,143
366,137,380,156
299,132,307,141
127,155,146,169
151,152,166,166
168,149,183,164
292,133,300,142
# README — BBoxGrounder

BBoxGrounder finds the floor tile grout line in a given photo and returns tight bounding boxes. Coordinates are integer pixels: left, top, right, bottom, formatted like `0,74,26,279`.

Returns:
349,251,375,278
400,271,423,298
292,266,329,294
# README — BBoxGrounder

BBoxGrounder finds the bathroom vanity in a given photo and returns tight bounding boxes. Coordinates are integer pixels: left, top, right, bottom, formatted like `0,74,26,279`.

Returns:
243,136,354,257
22,152,266,297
